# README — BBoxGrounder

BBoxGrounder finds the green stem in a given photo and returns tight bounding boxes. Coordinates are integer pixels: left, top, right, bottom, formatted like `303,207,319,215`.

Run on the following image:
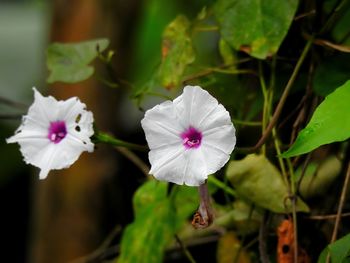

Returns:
253,38,313,151
207,176,236,197
286,158,298,263
232,119,261,126
94,131,148,152
259,61,268,155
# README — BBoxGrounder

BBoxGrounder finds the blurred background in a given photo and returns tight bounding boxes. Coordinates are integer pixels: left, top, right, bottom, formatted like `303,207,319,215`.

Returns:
0,0,215,262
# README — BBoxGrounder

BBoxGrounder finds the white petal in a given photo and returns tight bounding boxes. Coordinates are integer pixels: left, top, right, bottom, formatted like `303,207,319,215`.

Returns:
31,88,59,122
178,85,220,128
202,124,236,154
6,88,95,179
149,145,208,186
141,100,184,150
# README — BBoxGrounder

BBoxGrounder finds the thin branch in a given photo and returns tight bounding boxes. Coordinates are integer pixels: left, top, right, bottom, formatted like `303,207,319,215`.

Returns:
174,234,196,263
313,38,350,53
115,146,150,178
331,162,350,243
307,212,350,220
250,38,313,152
259,212,270,263
69,225,122,263
0,96,28,109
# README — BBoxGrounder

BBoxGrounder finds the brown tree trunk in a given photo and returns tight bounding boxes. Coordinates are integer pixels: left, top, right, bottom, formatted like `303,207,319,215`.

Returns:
28,0,141,262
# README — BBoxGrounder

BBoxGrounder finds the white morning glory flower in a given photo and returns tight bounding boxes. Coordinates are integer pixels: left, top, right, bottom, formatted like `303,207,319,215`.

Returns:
141,85,236,186
6,88,94,179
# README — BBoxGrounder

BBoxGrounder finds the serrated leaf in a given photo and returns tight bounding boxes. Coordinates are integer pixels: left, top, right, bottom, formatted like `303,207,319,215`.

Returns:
226,154,309,213
282,80,350,157
214,0,298,59
47,38,109,83
318,233,350,263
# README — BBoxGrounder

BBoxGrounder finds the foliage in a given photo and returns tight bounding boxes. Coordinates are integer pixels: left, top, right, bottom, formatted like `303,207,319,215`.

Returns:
47,38,109,83
318,233,350,263
227,154,309,213
214,0,298,59
5,0,350,262
282,80,350,157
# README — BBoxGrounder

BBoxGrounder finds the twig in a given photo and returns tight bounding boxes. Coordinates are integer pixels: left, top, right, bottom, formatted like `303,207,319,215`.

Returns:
326,162,350,263
115,146,150,178
294,9,316,21
249,38,313,152
174,234,196,263
313,38,350,53
319,0,349,35
331,162,350,242
69,225,122,263
182,58,252,83
0,96,28,109
307,212,350,220
296,153,312,193
259,212,270,263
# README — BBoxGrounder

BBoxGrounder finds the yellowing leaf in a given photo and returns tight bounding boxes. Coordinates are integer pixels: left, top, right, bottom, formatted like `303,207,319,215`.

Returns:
226,154,309,213
217,232,251,263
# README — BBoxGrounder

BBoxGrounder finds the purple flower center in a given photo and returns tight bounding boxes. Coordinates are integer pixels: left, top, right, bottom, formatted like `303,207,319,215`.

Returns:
181,127,202,149
48,121,67,144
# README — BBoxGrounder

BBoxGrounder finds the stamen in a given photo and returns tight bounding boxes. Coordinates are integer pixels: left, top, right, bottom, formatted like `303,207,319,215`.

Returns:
48,121,67,144
181,126,202,149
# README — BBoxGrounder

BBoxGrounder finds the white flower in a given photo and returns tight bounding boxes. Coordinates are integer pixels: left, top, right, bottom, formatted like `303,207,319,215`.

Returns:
141,85,236,186
6,88,94,179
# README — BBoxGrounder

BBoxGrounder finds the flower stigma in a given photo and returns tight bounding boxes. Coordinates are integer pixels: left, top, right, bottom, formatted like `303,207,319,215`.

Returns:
48,121,67,144
181,127,202,149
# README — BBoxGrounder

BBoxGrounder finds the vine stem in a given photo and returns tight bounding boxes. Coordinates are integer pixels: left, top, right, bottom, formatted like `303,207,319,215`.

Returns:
286,159,298,263
94,131,148,152
252,38,313,151
114,146,150,178
331,162,350,242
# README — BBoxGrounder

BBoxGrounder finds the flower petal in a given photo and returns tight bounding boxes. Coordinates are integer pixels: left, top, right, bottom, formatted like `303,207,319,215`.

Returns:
31,88,59,122
149,145,208,186
178,85,220,129
202,123,236,154
6,88,95,179
141,100,184,150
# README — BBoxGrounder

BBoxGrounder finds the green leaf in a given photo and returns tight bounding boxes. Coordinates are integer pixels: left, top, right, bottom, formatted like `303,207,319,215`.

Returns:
118,181,175,263
295,156,341,199
314,55,350,96
134,15,195,98
47,38,109,83
318,233,350,263
219,38,236,67
118,181,200,263
282,80,350,157
214,0,298,59
158,15,195,89
226,154,309,213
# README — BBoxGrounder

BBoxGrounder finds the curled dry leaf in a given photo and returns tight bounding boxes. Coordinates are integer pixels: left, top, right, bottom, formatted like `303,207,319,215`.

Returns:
277,219,310,263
